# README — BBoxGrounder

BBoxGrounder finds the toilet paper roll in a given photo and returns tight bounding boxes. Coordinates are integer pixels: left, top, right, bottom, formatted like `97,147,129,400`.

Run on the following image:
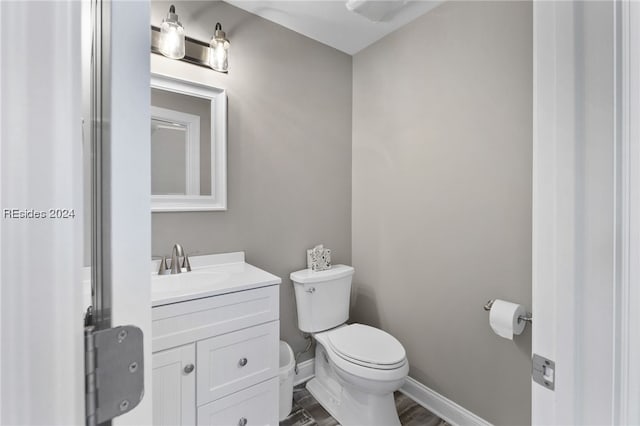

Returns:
489,299,526,340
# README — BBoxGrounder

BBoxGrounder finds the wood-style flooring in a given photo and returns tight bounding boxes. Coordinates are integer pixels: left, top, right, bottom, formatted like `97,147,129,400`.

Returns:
280,384,450,426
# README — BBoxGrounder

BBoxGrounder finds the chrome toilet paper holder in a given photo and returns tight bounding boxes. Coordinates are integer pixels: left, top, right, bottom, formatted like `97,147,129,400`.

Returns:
483,299,533,324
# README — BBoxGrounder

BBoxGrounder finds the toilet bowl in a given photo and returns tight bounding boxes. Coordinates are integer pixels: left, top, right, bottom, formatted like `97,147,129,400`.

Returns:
321,324,408,392
291,266,409,426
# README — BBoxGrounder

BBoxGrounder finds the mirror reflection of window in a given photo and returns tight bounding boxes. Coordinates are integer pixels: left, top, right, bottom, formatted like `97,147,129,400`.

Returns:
151,88,211,196
151,119,188,195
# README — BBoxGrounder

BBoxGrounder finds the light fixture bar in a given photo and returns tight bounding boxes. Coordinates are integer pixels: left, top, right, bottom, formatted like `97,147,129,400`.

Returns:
151,26,213,70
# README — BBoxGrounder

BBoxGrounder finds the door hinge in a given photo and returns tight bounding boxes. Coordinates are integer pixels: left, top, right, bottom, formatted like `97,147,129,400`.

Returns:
532,353,555,391
85,321,145,425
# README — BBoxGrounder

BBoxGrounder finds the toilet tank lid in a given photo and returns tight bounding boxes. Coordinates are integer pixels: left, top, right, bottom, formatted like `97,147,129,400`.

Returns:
290,265,354,284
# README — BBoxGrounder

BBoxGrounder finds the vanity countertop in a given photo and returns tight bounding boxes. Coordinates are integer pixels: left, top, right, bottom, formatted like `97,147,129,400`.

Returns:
151,252,281,307
82,252,281,310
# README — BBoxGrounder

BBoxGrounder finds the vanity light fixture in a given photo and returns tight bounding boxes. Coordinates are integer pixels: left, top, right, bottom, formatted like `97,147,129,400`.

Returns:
159,5,185,59
151,13,230,74
209,23,230,73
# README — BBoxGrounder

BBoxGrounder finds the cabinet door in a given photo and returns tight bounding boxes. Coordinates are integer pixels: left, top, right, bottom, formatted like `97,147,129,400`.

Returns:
153,343,196,425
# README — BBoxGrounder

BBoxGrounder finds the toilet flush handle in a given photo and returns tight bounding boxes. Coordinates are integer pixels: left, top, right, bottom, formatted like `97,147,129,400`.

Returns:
305,286,316,294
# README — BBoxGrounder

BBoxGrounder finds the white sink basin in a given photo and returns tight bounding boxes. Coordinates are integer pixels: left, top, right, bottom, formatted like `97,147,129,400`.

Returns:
150,252,281,307
153,270,231,292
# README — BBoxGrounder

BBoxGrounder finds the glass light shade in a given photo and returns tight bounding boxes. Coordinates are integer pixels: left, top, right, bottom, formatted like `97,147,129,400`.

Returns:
209,38,229,72
209,24,230,73
159,9,185,59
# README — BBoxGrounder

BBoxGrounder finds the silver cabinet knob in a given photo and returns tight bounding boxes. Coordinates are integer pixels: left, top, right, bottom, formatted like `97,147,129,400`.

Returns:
184,364,195,374
238,357,248,367
238,418,247,426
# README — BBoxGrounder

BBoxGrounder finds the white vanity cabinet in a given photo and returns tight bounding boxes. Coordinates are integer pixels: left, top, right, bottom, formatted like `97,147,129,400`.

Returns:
151,259,280,426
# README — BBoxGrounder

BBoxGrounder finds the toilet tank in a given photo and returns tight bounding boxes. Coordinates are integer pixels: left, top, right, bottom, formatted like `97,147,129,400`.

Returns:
290,265,355,333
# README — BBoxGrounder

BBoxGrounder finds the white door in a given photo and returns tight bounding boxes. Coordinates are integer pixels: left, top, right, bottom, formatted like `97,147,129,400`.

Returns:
0,1,151,424
532,1,640,424
1,2,84,423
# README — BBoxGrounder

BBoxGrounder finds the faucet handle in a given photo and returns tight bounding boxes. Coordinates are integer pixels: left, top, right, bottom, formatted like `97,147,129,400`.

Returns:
182,255,192,272
158,256,169,275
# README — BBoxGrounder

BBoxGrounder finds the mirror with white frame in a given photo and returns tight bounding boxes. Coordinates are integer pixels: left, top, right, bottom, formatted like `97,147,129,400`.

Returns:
150,73,227,211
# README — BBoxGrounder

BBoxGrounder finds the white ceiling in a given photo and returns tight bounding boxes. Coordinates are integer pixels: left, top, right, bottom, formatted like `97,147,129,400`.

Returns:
223,0,443,55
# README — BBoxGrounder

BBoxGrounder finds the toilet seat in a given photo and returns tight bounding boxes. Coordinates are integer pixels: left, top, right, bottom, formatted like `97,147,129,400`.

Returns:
326,324,406,370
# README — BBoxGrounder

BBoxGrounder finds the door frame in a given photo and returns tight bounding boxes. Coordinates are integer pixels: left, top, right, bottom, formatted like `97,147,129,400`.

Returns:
613,1,640,424
97,1,152,425
532,0,640,423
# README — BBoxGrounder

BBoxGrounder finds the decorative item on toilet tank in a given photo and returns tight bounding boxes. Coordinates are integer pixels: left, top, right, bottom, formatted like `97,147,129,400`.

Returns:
306,244,332,271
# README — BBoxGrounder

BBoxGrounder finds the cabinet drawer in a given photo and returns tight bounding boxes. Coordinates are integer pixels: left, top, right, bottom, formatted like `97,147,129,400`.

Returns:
197,321,278,405
152,285,279,352
197,378,278,426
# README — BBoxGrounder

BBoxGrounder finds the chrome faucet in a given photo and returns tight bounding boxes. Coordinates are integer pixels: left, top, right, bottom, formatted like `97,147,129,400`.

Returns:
157,243,192,275
170,243,192,274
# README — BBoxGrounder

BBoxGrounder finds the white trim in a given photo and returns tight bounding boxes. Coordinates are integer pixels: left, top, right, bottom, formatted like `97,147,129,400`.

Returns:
613,0,628,422
532,3,579,423
110,2,153,423
291,359,491,426
293,358,315,386
614,1,640,424
627,2,640,423
399,377,492,426
150,73,227,212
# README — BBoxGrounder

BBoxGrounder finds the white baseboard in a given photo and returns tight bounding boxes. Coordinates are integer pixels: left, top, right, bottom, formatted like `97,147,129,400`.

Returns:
400,377,492,426
293,358,315,386
291,358,490,426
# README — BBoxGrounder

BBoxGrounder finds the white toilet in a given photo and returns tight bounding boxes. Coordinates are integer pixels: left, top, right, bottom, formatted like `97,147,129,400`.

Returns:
291,265,409,426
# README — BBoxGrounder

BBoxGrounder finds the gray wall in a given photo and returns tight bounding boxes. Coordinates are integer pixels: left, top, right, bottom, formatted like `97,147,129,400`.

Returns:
150,1,352,359
351,2,532,425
